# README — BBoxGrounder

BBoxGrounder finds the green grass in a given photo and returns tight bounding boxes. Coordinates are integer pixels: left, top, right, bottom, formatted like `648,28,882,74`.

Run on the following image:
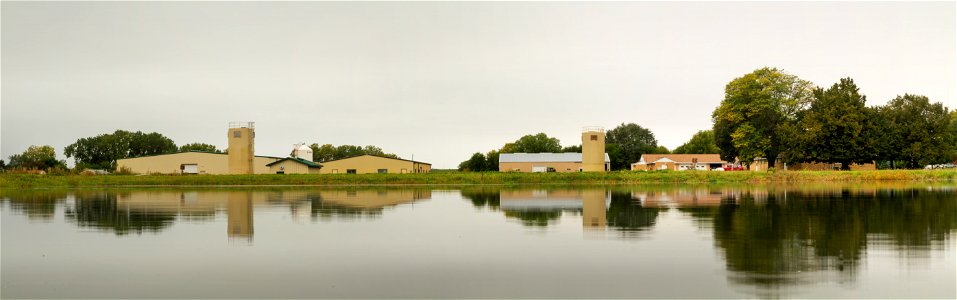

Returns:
1,169,955,188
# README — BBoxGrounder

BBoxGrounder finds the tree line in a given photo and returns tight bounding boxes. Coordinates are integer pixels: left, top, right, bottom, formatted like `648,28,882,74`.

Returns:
713,67,956,169
2,130,400,172
307,144,399,162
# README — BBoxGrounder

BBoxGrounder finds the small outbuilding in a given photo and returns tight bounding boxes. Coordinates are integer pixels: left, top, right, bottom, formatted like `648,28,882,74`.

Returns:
318,154,431,174
266,157,323,174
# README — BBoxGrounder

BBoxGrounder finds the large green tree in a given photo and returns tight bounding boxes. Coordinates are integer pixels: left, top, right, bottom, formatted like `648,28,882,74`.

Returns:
503,133,562,153
800,78,871,169
308,143,399,162
458,152,489,172
7,145,67,171
459,133,563,172
178,143,222,153
879,94,955,168
64,130,177,170
606,123,659,170
672,130,720,154
951,111,957,160
712,67,814,168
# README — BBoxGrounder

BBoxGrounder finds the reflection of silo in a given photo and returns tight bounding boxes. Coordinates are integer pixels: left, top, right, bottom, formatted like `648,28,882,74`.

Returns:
228,122,255,174
582,189,607,228
581,126,606,172
227,191,253,241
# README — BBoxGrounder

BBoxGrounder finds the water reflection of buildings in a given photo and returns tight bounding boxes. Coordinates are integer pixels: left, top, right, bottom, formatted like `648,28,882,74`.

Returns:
0,189,431,241
498,189,610,228
481,189,664,234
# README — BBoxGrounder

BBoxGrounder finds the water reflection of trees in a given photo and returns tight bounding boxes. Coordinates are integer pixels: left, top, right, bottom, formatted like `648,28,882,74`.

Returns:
460,189,500,210
606,191,664,235
681,189,956,295
66,191,176,235
1,190,67,220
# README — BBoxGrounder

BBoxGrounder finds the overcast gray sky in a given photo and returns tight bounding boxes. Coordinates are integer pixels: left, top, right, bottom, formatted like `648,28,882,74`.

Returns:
2,1,955,168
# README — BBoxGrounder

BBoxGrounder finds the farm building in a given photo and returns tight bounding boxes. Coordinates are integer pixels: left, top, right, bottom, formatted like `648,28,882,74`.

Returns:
117,151,282,175
116,122,287,175
318,154,431,174
499,153,611,172
631,154,730,171
266,157,322,174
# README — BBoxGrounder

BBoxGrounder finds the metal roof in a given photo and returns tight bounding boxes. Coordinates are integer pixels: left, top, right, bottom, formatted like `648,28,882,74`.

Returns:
265,157,322,168
499,153,610,163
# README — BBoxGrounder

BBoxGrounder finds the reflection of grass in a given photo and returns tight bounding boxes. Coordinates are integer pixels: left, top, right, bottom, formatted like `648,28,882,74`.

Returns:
1,169,955,187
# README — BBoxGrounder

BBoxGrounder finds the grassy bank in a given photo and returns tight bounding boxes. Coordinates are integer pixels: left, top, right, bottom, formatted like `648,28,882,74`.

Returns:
1,170,955,188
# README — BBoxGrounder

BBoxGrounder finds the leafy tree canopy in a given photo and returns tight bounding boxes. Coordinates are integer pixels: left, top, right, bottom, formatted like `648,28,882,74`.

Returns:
799,78,871,169
879,94,955,168
673,130,720,154
712,67,814,167
562,145,582,153
64,130,176,170
501,133,562,153
308,143,399,162
178,143,222,153
7,145,67,171
606,123,659,170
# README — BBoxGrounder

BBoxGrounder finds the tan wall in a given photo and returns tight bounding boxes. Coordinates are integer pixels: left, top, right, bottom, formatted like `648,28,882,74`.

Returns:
268,160,321,174
116,152,279,175
118,152,228,174
499,161,584,172
319,155,431,174
228,127,255,174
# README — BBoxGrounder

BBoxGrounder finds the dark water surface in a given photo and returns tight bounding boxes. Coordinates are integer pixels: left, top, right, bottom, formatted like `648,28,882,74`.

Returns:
2,184,955,299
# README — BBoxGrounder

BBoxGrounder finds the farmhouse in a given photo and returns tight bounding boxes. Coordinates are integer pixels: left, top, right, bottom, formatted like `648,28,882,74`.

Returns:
631,154,730,171
499,153,611,172
318,154,431,174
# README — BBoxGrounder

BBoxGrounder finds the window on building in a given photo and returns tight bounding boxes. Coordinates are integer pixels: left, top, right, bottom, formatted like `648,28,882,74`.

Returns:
233,131,241,138
347,169,357,174
378,169,388,174
590,134,597,141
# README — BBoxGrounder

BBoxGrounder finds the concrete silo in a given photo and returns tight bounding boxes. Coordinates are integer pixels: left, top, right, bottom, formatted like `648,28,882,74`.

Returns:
581,126,606,172
228,122,255,174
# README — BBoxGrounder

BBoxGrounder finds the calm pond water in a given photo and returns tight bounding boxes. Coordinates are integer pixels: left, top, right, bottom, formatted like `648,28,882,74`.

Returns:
2,184,955,299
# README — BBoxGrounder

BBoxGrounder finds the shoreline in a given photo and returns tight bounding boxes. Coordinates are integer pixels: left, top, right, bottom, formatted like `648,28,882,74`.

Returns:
2,170,955,188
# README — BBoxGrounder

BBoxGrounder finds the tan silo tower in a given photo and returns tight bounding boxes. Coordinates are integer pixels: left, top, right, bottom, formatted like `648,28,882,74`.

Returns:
581,189,607,229
228,122,255,175
581,126,606,172
227,191,253,242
